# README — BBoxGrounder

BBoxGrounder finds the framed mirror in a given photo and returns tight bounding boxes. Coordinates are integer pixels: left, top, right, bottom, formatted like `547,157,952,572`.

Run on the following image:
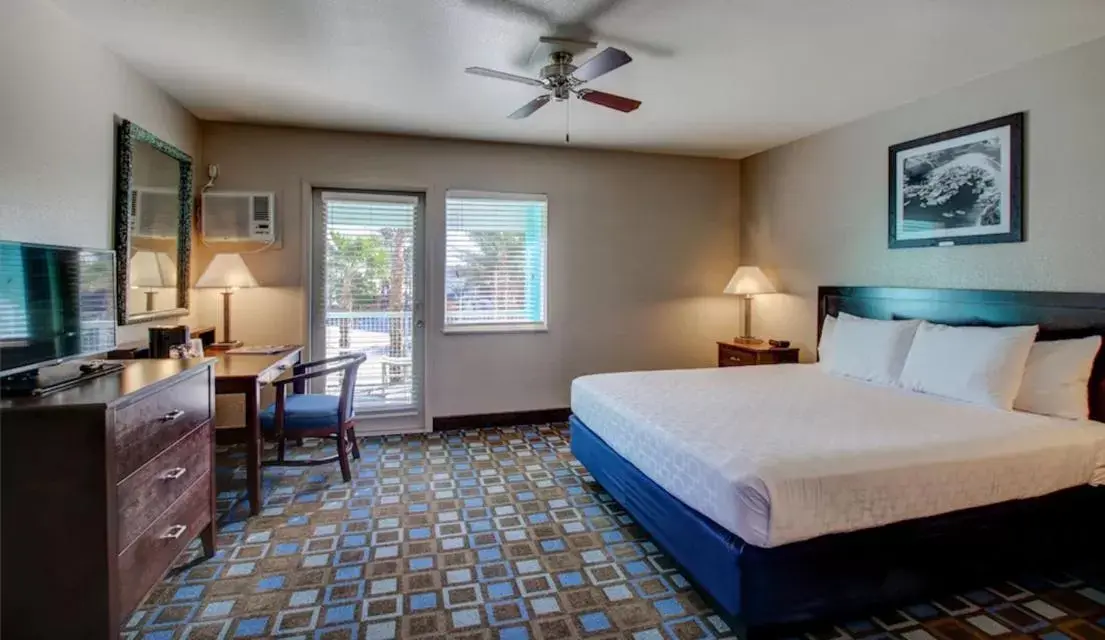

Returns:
113,119,193,325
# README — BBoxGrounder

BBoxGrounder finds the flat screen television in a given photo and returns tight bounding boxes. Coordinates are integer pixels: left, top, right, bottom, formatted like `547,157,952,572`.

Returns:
0,241,117,377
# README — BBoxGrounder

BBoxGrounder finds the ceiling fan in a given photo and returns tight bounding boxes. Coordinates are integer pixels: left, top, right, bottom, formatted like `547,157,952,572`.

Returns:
465,45,642,120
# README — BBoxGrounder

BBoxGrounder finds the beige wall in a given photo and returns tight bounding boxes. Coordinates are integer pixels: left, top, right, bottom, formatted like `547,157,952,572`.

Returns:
741,36,1105,359
196,123,741,420
0,0,201,343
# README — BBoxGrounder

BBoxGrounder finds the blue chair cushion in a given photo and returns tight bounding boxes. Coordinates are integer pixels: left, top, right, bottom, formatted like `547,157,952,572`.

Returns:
260,394,342,431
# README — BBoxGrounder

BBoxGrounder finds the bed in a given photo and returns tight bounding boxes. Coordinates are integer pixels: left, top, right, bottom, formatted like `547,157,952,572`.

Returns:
569,286,1105,636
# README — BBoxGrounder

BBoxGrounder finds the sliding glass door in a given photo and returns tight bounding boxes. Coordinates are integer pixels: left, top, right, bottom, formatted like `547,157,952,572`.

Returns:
310,190,424,418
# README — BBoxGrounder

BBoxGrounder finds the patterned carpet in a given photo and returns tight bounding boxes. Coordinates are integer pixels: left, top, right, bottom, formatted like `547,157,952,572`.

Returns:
124,424,1105,640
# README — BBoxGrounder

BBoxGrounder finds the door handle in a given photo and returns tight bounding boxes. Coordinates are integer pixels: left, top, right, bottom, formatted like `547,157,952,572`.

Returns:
415,320,425,329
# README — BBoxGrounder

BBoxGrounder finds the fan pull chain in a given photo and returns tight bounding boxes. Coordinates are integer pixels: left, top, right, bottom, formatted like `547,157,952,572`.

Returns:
565,93,571,144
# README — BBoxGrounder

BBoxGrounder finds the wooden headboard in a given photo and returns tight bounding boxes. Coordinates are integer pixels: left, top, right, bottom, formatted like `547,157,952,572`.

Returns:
818,286,1105,422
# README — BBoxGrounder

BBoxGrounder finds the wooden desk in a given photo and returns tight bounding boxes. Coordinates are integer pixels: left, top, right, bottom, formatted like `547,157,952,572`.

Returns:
208,347,303,515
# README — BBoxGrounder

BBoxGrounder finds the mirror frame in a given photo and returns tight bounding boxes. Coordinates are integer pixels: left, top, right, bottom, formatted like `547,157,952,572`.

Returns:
113,119,193,325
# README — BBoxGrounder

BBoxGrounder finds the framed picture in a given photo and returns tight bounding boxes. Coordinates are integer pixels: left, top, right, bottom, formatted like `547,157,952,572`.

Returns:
888,112,1024,249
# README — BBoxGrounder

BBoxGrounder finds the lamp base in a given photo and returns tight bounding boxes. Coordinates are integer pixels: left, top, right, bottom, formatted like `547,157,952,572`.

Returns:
206,341,243,351
732,336,764,345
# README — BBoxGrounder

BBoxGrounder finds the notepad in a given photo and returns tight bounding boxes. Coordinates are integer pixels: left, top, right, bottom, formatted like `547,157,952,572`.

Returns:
225,345,295,355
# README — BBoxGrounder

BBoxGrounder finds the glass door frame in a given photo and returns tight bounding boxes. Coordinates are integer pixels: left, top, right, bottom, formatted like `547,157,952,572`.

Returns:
306,185,427,429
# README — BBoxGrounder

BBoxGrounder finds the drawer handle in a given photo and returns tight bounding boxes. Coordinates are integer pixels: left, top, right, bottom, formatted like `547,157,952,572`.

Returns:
159,409,185,423
160,524,187,540
728,356,738,361
159,466,187,480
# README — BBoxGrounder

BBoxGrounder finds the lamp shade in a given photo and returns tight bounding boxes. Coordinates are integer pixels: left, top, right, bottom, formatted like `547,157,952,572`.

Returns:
195,253,258,289
129,251,177,288
723,266,776,296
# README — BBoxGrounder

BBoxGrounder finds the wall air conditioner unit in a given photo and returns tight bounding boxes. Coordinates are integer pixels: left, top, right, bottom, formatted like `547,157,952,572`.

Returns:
132,187,181,239
200,191,276,244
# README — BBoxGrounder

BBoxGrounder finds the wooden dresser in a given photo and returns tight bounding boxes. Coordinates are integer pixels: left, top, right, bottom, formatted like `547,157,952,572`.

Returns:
1,359,216,639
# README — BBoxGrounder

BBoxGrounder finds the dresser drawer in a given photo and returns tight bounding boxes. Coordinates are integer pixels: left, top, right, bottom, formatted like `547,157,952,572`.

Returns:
117,473,211,617
114,368,211,480
117,423,211,550
719,346,757,366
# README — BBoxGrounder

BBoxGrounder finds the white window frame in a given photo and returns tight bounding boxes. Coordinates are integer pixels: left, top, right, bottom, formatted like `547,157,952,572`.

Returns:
308,188,427,420
443,190,548,334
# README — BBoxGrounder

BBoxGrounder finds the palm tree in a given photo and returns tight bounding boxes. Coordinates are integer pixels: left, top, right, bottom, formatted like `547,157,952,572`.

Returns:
326,232,387,347
380,228,411,379
455,230,527,319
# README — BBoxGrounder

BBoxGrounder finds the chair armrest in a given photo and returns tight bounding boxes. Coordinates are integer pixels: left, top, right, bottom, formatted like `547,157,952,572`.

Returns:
272,362,356,388
293,353,364,375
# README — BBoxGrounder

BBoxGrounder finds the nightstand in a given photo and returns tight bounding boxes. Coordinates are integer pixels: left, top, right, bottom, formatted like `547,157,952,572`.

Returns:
717,341,799,367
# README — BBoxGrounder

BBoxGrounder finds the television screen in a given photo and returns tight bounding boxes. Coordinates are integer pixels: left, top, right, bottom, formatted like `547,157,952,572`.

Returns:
0,241,116,376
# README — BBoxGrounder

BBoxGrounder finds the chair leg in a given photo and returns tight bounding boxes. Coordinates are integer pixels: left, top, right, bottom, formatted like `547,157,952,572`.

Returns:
336,425,352,483
349,425,361,460
277,433,286,463
296,438,304,446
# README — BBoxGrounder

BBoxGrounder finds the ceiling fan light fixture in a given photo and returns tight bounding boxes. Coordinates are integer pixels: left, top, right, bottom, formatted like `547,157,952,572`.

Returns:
463,46,642,120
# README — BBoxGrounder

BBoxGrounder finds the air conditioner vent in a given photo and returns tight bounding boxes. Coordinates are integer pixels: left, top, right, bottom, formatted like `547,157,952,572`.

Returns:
201,191,276,244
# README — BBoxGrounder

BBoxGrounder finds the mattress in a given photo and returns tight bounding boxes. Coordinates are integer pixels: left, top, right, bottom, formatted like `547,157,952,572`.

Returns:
570,364,1105,548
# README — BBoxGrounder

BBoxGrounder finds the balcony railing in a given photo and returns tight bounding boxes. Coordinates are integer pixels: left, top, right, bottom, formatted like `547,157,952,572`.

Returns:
323,310,414,410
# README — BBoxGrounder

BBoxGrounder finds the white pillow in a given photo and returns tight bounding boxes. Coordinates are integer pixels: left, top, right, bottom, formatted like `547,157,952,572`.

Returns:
821,312,921,386
898,322,1039,410
818,314,837,362
1013,336,1101,420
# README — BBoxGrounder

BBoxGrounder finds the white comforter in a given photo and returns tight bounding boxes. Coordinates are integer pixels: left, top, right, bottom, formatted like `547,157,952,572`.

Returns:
570,364,1105,548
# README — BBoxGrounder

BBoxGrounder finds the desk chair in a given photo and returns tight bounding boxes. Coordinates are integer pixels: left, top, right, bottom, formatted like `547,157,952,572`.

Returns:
259,353,366,482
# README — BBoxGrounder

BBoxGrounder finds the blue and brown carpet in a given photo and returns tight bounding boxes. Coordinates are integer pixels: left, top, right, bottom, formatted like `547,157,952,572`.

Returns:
124,424,1105,639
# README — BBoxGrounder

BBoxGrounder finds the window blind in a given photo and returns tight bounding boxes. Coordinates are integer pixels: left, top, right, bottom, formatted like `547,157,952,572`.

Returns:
445,191,547,332
319,191,419,412
0,244,29,341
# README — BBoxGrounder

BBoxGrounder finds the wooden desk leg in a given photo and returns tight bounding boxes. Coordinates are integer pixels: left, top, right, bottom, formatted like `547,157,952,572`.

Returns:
246,381,262,516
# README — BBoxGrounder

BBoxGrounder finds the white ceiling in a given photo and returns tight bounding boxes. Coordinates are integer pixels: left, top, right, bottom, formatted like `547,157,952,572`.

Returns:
52,0,1105,158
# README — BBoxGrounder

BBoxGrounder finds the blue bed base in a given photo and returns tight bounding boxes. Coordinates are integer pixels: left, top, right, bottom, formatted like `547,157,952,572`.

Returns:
570,415,1105,634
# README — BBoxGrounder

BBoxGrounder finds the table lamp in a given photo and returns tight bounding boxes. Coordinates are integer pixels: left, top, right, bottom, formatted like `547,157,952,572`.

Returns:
195,253,258,349
129,251,177,311
723,266,776,344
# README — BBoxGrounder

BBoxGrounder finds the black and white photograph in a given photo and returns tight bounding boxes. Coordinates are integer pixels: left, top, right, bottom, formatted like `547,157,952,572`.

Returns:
889,112,1024,249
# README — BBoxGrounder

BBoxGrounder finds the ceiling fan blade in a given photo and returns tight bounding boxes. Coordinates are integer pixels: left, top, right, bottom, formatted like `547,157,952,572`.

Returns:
572,47,632,82
463,0,554,26
465,67,545,87
508,94,552,119
577,89,641,113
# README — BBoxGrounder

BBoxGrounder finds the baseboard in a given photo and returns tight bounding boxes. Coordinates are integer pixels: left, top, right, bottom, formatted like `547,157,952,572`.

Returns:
432,407,571,432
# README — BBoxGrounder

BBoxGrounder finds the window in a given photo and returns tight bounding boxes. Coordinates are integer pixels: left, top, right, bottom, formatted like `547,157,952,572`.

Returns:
445,191,547,332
